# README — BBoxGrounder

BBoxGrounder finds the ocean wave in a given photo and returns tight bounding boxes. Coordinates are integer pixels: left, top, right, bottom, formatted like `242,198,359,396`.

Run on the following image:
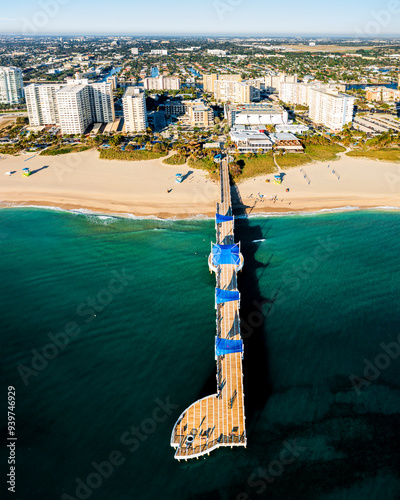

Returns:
1,203,400,221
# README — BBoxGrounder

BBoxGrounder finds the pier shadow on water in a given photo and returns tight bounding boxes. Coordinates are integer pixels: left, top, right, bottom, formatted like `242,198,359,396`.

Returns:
197,181,273,427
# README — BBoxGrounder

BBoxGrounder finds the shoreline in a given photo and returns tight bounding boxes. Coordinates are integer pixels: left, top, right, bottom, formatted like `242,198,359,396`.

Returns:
1,148,399,219
2,201,400,221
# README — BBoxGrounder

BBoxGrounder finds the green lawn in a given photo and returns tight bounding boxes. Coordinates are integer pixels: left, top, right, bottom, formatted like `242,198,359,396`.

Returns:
40,145,91,156
162,154,187,165
276,144,346,169
235,153,277,180
346,148,400,163
99,149,167,161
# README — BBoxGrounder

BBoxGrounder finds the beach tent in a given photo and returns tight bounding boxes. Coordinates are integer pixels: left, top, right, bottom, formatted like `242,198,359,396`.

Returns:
215,337,243,356
216,213,234,224
211,244,240,266
215,287,240,304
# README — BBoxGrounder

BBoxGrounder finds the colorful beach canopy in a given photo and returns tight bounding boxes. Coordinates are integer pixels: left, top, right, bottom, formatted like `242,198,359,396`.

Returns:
212,244,240,266
215,337,243,356
216,213,234,224
216,287,240,304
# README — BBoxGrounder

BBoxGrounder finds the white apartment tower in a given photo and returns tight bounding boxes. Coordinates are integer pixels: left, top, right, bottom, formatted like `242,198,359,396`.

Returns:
214,80,259,103
122,87,148,132
143,76,181,91
89,83,115,123
309,88,354,131
56,85,92,135
265,73,297,92
25,84,62,126
25,82,115,133
0,66,24,104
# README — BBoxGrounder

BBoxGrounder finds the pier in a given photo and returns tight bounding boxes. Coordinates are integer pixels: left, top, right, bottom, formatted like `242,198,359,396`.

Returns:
170,158,246,460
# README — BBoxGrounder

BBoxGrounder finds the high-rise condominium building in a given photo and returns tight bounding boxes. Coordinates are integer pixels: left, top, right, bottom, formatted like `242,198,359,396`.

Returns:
56,85,92,135
25,84,62,126
265,73,297,92
279,82,312,106
214,80,260,104
122,87,148,132
309,88,354,131
89,83,115,123
0,66,24,104
26,82,115,133
202,74,241,93
279,81,354,131
143,76,181,91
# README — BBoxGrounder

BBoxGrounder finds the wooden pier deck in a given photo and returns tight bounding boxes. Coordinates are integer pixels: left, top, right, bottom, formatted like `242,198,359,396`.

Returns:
170,158,246,460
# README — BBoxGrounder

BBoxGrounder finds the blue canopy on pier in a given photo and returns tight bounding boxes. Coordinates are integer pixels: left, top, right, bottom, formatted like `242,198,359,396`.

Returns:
215,337,243,356
216,287,240,304
212,244,240,266
216,213,234,224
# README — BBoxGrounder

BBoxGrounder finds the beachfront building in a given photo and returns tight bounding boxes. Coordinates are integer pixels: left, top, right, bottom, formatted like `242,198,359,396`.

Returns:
25,83,62,126
202,73,241,93
269,132,304,152
224,102,289,128
56,84,92,135
365,86,400,102
230,128,273,153
0,66,24,104
143,76,181,91
122,87,148,132
214,80,260,104
185,100,214,128
309,88,355,131
26,81,115,132
89,82,115,123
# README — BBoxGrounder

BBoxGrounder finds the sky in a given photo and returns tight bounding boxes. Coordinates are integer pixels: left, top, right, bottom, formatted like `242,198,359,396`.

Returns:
0,0,399,37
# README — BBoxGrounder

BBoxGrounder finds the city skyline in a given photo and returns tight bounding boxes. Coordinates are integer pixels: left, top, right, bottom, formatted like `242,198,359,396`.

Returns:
0,0,399,37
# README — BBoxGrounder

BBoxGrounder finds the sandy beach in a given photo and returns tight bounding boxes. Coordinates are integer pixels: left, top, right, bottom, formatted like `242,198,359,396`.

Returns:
0,148,399,218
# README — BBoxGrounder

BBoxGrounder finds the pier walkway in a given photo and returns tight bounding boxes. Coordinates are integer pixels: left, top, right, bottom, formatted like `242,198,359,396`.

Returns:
170,158,246,460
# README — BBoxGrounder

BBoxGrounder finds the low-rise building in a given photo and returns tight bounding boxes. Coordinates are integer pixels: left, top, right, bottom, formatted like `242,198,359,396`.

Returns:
230,129,273,153
275,124,309,134
207,49,228,57
224,102,289,127
365,86,400,102
150,49,168,56
164,99,186,116
269,132,304,152
185,100,214,128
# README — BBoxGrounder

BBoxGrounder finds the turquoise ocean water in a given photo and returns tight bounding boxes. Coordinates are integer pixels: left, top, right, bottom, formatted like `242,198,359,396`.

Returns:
1,208,400,500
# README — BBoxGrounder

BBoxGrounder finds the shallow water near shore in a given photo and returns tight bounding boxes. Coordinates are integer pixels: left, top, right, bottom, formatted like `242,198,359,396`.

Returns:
1,208,400,500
